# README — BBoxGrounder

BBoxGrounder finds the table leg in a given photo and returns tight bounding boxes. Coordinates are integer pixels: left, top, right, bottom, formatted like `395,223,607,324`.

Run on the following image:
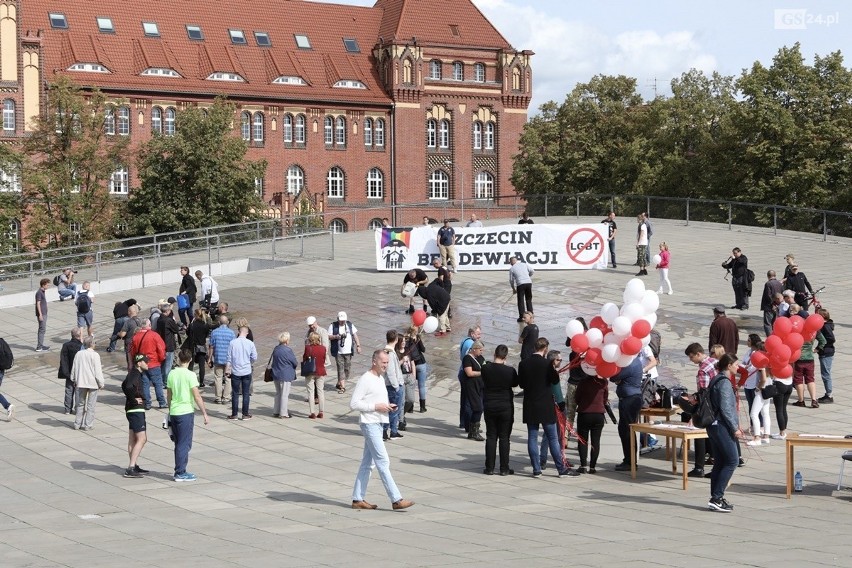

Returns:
682,436,689,490
630,425,637,479
786,441,794,499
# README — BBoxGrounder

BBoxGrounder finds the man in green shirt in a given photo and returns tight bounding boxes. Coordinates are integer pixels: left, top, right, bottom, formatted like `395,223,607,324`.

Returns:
167,349,209,482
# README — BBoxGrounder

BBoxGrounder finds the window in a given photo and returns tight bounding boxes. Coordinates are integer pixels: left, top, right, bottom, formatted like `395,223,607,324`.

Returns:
374,119,385,147
343,38,360,53
439,120,450,149
329,218,347,234
473,121,482,150
294,34,311,49
335,116,346,146
104,107,115,135
287,165,304,194
7,220,20,252
430,60,442,80
363,118,372,146
3,100,15,132
449,24,460,37
186,25,203,40
272,75,306,85
164,107,175,136
254,177,264,197
151,107,162,134
453,62,463,81
254,32,270,46
367,168,383,199
241,112,251,141
512,67,521,91
252,112,264,143
295,115,306,143
333,80,366,89
324,116,333,144
117,106,130,136
109,166,129,194
485,122,495,150
283,114,293,143
229,29,246,44
141,68,181,77
142,22,159,37
0,168,21,192
368,218,383,230
474,172,494,200
207,72,245,82
96,17,114,33
68,63,110,73
49,13,68,29
474,63,485,82
327,167,345,199
429,170,449,200
426,119,436,148
402,59,412,84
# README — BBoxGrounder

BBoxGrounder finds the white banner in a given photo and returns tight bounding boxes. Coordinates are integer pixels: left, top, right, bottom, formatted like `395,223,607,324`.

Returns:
375,224,609,271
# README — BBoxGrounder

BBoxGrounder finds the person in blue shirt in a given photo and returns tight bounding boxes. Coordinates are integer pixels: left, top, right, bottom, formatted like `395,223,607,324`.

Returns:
436,219,457,272
610,357,643,471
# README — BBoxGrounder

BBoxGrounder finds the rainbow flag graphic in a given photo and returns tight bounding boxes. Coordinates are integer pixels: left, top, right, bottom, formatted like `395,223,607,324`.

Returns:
381,228,410,248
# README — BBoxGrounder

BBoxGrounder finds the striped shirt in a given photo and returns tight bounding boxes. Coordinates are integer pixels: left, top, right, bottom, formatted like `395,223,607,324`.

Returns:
696,357,718,390
209,325,236,365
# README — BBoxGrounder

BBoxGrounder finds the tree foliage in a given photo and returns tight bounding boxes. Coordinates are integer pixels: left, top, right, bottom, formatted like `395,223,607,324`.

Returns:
130,97,267,234
513,44,852,215
19,76,130,248
0,145,25,253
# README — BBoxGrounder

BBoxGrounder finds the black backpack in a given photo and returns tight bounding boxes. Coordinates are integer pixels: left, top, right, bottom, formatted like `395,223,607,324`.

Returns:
0,338,13,370
52,275,61,286
691,382,719,428
640,373,659,408
76,292,92,314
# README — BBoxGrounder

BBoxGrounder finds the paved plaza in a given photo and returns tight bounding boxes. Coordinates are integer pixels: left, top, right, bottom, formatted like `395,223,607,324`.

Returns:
1,216,850,568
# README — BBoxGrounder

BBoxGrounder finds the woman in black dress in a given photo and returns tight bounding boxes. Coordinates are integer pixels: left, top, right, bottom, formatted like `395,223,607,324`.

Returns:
462,340,486,442
482,344,519,475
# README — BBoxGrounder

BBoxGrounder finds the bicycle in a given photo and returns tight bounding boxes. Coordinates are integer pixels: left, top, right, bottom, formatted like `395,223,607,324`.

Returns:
804,286,825,311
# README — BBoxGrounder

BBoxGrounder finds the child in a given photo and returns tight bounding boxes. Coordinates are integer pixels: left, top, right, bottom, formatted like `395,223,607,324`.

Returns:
656,242,673,295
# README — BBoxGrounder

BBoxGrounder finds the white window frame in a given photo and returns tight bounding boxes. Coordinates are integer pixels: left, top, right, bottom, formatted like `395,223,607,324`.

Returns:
151,107,162,134
241,111,251,141
104,107,116,135
254,177,264,197
485,122,495,150
474,171,494,200
329,219,347,234
283,114,293,143
453,62,463,81
375,119,385,147
327,167,345,199
335,116,346,145
0,168,21,192
474,63,485,83
3,99,15,131
252,112,264,142
117,106,130,136
363,118,373,146
295,115,306,143
439,120,450,149
429,170,449,200
473,121,482,150
109,166,129,194
324,116,333,145
287,165,304,194
367,168,383,199
430,60,441,80
164,107,175,136
426,119,436,148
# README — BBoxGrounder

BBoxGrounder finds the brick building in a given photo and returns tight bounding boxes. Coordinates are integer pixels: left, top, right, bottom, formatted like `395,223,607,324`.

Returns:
1,0,532,236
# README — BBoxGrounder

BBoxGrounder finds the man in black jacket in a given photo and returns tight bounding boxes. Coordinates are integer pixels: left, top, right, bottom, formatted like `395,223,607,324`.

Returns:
722,247,749,310
156,303,183,380
783,264,813,308
58,327,83,414
178,266,197,326
415,280,451,336
760,271,784,336
610,357,644,471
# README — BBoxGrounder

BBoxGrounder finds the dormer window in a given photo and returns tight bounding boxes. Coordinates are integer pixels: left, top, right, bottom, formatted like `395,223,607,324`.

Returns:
141,68,181,78
68,63,110,73
254,32,271,47
229,29,246,44
96,17,114,33
272,76,306,85
207,72,245,82
49,13,68,29
333,80,366,89
186,25,203,40
142,22,159,37
294,34,311,49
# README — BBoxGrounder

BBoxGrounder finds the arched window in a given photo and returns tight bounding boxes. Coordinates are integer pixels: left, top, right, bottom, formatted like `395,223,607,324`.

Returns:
324,116,333,144
429,170,449,200
164,107,176,136
295,114,306,143
367,168,383,199
485,122,495,150
3,99,16,132
117,106,130,135
287,165,304,194
473,121,482,150
474,63,485,83
151,106,163,134
283,114,293,143
109,166,129,194
426,119,437,148
474,171,494,200
402,59,412,84
368,218,383,230
512,67,521,91
363,118,373,146
327,166,345,198
241,111,251,141
453,61,463,81
329,218,347,234
335,116,346,145
375,119,385,147
438,119,450,149
252,112,264,142
104,107,116,135
430,60,442,80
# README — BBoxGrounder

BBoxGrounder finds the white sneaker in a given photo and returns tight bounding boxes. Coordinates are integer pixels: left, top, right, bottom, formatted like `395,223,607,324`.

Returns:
746,439,762,446
761,438,770,445
667,291,674,295
6,404,14,420
656,289,663,294
770,433,786,440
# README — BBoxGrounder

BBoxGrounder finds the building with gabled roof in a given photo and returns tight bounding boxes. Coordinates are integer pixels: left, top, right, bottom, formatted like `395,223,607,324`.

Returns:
1,0,532,237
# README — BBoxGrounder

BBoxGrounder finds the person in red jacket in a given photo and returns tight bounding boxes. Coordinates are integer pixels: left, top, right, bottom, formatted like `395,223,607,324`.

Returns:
131,318,167,409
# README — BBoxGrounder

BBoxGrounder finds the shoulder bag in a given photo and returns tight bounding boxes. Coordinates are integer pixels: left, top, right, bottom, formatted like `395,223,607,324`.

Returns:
263,353,275,383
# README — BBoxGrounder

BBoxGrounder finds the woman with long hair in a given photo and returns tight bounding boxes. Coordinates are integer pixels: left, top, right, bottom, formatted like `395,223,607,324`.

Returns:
655,242,673,295
706,354,744,512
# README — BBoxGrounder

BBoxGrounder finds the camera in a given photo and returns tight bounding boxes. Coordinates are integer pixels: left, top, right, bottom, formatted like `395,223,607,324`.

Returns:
72,270,78,274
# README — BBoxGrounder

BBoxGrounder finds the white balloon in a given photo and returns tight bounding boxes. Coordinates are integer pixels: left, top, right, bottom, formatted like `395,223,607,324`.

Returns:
616,352,636,367
643,313,658,329
586,327,604,348
601,343,620,363
600,302,620,325
623,278,646,304
642,290,660,314
652,254,662,265
422,316,439,333
581,362,598,376
612,315,632,337
565,319,585,339
620,302,645,323
603,332,621,345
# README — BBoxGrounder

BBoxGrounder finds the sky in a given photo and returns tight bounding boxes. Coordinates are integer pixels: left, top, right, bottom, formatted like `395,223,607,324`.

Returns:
324,0,852,113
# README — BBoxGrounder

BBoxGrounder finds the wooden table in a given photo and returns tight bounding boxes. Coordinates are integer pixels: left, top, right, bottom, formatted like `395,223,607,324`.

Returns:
785,433,852,498
639,406,681,458
630,422,708,490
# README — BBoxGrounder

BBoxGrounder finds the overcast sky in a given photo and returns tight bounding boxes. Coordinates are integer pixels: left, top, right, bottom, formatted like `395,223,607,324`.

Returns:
328,0,851,114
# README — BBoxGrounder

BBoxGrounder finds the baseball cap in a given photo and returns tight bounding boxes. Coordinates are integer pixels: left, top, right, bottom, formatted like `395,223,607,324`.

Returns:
134,354,149,363
306,316,317,325
338,311,347,321
713,305,726,314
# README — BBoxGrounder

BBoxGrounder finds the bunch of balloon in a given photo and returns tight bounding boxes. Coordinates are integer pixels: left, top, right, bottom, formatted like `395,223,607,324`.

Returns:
750,312,826,377
411,309,439,334
564,278,660,378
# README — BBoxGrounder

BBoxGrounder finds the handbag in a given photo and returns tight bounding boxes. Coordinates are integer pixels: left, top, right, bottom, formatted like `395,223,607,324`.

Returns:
400,358,413,375
300,356,316,377
263,353,275,382
760,381,778,399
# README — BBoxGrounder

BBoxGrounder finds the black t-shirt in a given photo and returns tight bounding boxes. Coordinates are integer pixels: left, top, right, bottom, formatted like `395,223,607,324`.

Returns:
519,324,539,360
602,218,617,238
435,266,451,290
403,269,428,285
482,362,519,412
463,353,486,412
122,369,145,412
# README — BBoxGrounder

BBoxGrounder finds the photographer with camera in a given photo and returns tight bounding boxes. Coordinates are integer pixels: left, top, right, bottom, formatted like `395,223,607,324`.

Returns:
721,247,750,310
329,312,361,393
57,268,79,302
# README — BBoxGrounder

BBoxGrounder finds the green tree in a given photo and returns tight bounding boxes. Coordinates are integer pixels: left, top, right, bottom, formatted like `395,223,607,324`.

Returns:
130,97,267,234
19,76,130,248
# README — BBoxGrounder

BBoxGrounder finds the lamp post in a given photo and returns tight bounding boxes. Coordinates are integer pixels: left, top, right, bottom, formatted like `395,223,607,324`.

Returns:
445,160,464,221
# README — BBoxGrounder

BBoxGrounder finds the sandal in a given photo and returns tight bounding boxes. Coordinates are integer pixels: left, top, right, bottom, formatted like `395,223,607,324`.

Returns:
792,401,806,407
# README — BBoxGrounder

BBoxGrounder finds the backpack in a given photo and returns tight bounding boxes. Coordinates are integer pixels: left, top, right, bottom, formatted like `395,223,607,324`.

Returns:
691,383,718,428
53,275,61,286
746,269,755,283
648,329,662,359
0,338,13,370
640,373,659,408
76,292,92,314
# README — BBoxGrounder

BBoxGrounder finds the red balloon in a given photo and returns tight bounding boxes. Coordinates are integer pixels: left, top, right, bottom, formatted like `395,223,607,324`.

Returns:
750,351,769,369
771,364,793,379
771,344,792,364
589,316,608,332
596,361,619,378
631,319,651,339
784,333,804,352
789,349,801,364
412,309,428,326
620,336,642,356
584,348,601,366
803,330,818,342
570,334,590,354
803,313,825,334
765,335,783,353
772,317,792,339
789,315,805,333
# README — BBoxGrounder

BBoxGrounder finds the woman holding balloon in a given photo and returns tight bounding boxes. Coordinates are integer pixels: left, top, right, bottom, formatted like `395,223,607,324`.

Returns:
654,242,673,295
